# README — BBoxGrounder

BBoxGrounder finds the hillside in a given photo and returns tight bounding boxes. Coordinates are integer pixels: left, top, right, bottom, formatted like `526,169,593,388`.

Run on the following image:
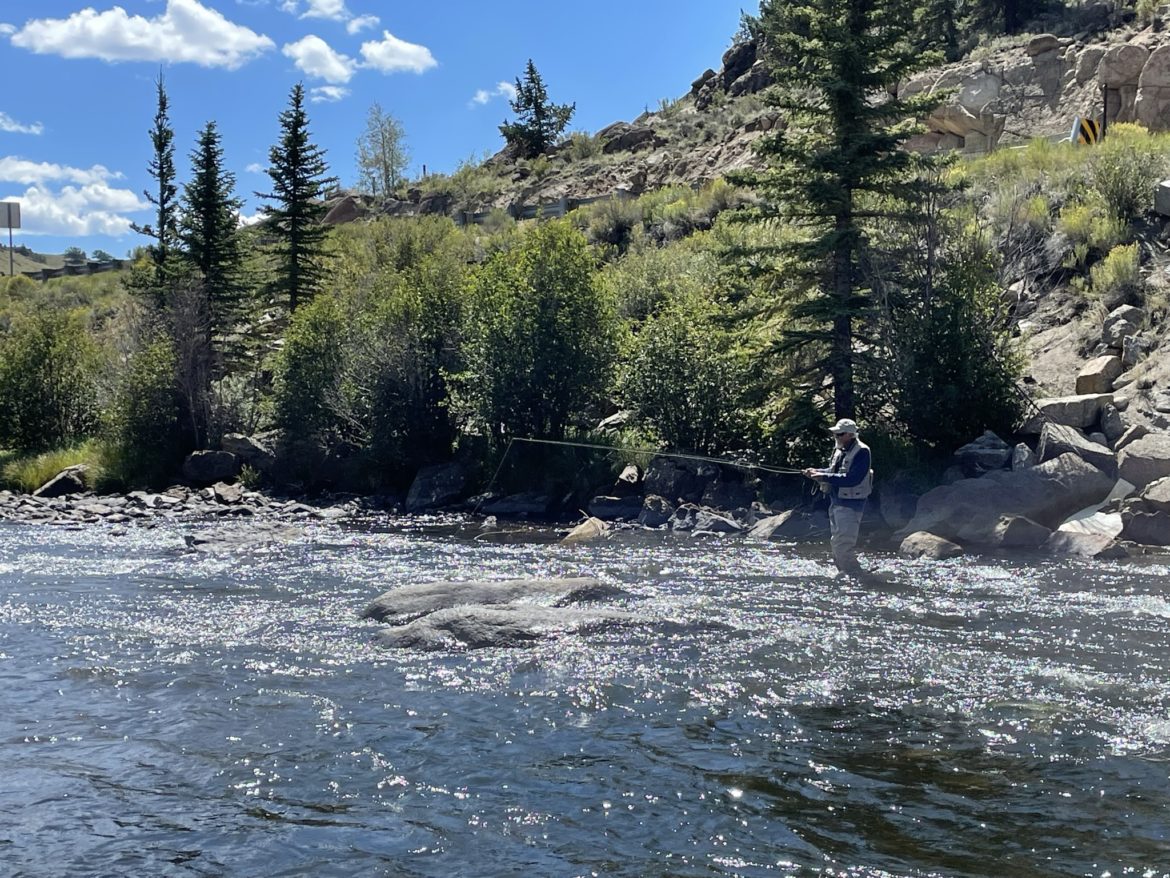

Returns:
0,245,65,277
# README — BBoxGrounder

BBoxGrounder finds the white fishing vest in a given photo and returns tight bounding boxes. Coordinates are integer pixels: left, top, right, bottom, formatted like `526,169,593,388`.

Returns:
830,439,873,501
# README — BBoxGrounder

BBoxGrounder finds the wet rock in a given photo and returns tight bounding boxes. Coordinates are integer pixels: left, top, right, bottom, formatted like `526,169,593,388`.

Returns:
362,577,625,624
896,453,1114,544
562,517,609,544
691,509,744,535
1044,530,1128,558
587,495,644,521
746,509,829,541
899,531,964,560
182,451,239,486
375,605,641,651
33,466,88,498
1117,433,1170,489
992,515,1052,549
481,492,554,518
637,495,674,528
1036,422,1118,477
405,462,470,513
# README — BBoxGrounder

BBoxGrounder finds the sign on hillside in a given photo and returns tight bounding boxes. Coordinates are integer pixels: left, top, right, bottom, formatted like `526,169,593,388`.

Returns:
1070,116,1102,146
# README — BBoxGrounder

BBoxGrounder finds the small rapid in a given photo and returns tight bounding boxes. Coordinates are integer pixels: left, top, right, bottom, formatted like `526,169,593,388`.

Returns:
1,517,1167,877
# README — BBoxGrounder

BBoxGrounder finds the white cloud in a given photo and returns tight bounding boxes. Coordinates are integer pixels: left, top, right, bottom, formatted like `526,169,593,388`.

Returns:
0,113,44,135
310,85,350,103
245,162,265,174
4,182,147,237
282,35,356,84
238,211,264,227
0,157,119,187
301,0,349,20
471,81,517,107
360,31,436,74
346,14,379,34
9,0,274,70
0,24,16,36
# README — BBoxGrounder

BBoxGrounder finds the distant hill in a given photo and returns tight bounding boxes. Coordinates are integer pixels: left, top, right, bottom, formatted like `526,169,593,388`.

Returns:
0,245,65,277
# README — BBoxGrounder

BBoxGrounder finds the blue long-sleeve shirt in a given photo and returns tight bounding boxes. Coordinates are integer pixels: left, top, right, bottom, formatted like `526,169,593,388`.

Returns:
815,440,871,509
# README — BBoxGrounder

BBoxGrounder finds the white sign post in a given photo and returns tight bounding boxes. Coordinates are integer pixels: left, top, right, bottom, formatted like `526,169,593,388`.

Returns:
0,202,20,277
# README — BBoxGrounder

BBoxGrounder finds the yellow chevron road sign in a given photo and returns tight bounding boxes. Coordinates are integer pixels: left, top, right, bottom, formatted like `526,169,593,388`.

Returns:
1070,115,1102,145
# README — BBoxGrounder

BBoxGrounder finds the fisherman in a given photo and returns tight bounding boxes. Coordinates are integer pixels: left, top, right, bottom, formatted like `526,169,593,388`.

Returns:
802,419,873,578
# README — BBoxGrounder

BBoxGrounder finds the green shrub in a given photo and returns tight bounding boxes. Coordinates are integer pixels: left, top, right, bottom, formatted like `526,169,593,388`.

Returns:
618,292,754,455
456,220,616,441
566,131,602,161
103,335,184,487
1057,201,1127,268
599,240,721,322
1090,243,1142,305
272,294,350,448
576,195,642,253
0,310,100,452
1090,123,1168,221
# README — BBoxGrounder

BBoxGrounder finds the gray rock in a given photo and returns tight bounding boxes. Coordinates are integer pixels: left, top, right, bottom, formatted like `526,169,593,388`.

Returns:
375,605,640,651
212,482,243,505
637,495,674,528
561,517,609,544
1036,422,1117,476
1120,507,1170,546
405,462,469,513
954,430,1012,475
643,458,715,505
691,509,743,535
993,515,1053,549
482,492,554,518
746,509,829,541
1102,305,1145,347
1100,404,1127,444
587,495,644,521
1140,476,1170,513
1026,34,1062,56
896,453,1114,544
221,434,276,473
33,466,88,498
362,577,624,624
182,450,239,486
1019,394,1113,433
1114,424,1151,452
1045,530,1128,558
1075,355,1123,395
1122,334,1153,367
701,478,756,512
1012,443,1037,470
1117,433,1170,489
899,531,964,560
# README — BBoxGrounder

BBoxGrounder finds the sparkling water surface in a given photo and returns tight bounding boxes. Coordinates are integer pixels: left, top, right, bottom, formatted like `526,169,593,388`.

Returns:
1,516,1168,877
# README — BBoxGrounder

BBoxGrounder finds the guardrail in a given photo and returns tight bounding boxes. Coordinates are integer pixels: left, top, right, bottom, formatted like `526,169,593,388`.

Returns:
19,259,126,282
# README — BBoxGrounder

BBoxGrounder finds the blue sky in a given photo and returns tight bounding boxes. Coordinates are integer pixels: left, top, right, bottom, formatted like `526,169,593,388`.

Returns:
0,0,754,259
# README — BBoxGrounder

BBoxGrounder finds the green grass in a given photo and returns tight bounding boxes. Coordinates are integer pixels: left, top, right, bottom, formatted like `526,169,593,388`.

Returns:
0,439,108,493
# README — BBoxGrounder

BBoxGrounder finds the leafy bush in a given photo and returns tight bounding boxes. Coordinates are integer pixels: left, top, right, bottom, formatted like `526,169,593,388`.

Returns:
1056,201,1126,268
599,240,721,322
1090,243,1143,306
456,220,616,441
272,294,350,449
619,292,754,455
103,335,184,487
566,131,602,161
0,310,100,452
1090,123,1168,221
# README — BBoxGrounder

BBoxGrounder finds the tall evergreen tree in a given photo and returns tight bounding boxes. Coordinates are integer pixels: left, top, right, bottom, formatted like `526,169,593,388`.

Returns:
130,72,180,275
258,83,337,313
180,120,247,361
735,0,942,422
499,60,575,159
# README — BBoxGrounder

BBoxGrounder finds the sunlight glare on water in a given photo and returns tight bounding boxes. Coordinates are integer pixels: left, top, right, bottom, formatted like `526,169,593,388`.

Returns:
0,517,1168,877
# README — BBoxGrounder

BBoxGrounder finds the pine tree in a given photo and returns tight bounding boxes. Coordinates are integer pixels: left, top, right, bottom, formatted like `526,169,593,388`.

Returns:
734,0,943,422
130,72,180,277
258,83,337,313
499,60,575,159
356,102,409,198
179,120,247,371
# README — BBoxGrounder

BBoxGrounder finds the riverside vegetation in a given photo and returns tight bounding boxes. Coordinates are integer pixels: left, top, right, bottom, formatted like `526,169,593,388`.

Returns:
2,2,1169,545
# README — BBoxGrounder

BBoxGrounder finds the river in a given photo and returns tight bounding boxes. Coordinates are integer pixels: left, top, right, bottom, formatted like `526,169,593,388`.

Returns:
1,516,1168,877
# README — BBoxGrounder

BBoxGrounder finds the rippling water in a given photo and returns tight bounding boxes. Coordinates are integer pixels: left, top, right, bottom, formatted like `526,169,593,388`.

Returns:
1,516,1168,877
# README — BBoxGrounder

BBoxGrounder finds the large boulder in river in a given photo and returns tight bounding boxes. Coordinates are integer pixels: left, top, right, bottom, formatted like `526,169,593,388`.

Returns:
362,577,625,623
899,531,963,560
1117,433,1170,489
896,453,1114,544
375,605,641,650
182,450,239,486
992,514,1052,549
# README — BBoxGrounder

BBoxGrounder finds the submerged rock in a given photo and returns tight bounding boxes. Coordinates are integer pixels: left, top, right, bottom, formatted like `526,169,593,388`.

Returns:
376,604,640,650
362,577,626,624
